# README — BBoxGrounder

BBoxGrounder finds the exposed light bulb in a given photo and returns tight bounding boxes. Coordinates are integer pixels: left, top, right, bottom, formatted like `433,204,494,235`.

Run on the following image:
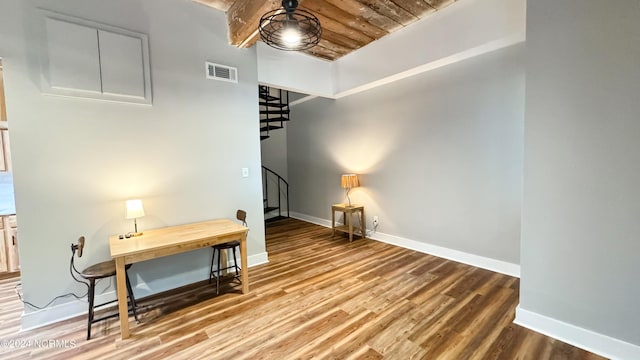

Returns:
281,27,301,46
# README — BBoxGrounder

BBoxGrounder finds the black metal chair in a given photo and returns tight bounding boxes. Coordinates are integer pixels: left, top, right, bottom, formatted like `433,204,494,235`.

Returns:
209,210,246,294
70,236,139,340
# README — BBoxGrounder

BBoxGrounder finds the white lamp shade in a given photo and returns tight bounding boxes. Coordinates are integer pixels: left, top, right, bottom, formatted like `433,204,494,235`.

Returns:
125,199,145,219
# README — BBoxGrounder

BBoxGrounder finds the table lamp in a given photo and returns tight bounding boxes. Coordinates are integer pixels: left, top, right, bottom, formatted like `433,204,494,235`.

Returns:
341,174,359,207
125,199,145,236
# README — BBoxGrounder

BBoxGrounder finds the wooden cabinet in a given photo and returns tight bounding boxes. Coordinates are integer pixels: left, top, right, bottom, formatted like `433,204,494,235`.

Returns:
0,215,18,272
0,65,9,171
0,129,11,172
0,65,17,274
0,65,6,121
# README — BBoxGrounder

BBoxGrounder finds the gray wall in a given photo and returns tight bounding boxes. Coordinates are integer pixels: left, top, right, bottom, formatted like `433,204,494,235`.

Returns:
288,45,524,264
521,0,640,345
0,0,266,321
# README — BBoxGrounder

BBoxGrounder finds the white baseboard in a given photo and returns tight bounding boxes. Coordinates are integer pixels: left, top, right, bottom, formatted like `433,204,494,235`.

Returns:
291,212,333,228
290,212,520,277
515,306,640,360
20,252,269,332
247,251,269,267
20,292,106,332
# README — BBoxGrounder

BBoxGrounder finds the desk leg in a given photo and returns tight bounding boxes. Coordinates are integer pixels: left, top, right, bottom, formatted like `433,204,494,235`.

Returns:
361,208,366,239
115,257,130,339
220,249,228,277
348,211,353,242
240,232,249,294
331,208,335,236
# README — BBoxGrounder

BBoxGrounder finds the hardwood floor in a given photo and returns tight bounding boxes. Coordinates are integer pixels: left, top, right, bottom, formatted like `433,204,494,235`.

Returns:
0,218,604,359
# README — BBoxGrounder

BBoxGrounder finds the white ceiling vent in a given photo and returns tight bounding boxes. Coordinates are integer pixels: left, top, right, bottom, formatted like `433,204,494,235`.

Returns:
206,62,238,83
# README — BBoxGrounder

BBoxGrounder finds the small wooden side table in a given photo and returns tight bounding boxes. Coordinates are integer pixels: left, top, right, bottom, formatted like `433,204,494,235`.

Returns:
331,203,365,242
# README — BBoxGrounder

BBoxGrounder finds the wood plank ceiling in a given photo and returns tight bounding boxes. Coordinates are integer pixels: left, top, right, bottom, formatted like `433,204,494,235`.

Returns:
194,0,458,61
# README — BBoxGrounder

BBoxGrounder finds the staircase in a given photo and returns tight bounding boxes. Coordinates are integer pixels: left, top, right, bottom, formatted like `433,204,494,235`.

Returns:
259,85,289,141
259,86,290,221
262,166,289,222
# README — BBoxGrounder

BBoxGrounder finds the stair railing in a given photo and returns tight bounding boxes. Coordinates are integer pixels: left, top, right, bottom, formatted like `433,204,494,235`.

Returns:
259,86,290,141
262,165,290,218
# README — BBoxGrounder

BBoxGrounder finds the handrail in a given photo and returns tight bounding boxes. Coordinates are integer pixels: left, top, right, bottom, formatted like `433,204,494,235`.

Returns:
262,166,290,187
262,165,290,218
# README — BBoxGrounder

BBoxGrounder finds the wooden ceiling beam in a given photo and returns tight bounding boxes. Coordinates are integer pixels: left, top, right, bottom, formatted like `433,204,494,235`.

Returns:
227,0,281,48
356,0,419,26
392,0,436,18
424,0,458,10
315,38,354,58
192,0,236,12
209,0,459,61
308,10,375,46
323,0,403,33
303,44,343,61
320,28,366,50
299,2,388,41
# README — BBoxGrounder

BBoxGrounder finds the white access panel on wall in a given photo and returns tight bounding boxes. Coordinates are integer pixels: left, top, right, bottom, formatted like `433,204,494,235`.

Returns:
41,11,152,104
44,18,102,93
98,30,146,98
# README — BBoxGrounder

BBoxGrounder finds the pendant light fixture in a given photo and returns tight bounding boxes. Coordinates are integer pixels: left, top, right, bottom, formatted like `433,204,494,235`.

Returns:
259,0,322,51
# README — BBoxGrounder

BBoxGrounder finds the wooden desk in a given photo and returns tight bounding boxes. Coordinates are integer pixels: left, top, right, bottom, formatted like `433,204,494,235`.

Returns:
109,218,249,339
331,203,365,242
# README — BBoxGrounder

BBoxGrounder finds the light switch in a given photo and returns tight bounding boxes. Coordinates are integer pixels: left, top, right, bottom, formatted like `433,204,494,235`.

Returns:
241,168,249,178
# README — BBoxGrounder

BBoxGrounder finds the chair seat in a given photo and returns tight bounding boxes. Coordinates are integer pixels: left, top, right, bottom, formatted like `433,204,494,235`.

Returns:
212,240,240,250
82,261,132,279
210,242,241,294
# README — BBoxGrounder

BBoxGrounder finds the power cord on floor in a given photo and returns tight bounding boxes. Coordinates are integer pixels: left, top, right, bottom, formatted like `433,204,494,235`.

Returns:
14,281,89,310
13,245,105,310
353,214,377,238
370,220,378,237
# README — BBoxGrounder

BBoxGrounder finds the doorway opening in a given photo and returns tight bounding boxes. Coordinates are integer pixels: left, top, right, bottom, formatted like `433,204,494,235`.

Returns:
0,58,20,276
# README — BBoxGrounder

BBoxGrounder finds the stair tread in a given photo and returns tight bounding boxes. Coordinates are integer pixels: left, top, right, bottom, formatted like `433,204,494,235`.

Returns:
260,135,270,140
260,117,290,123
261,125,284,132
260,109,290,115
259,94,279,101
264,206,279,213
259,102,288,108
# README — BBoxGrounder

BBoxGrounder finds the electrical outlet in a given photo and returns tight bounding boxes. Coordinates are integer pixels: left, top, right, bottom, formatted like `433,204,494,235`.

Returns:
373,216,379,227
